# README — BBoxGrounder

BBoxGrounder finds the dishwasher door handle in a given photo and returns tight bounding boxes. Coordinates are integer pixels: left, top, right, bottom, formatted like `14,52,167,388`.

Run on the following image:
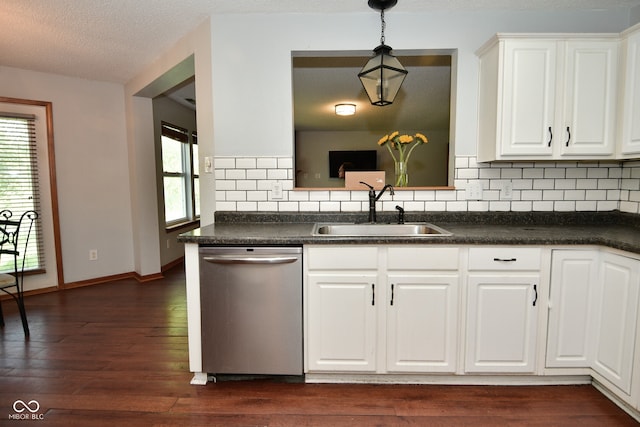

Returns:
202,255,299,265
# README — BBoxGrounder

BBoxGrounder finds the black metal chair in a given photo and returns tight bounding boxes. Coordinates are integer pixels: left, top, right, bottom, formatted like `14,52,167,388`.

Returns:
0,209,38,336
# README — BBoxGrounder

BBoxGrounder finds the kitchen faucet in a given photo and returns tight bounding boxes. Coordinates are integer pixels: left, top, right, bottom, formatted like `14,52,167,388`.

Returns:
360,181,395,223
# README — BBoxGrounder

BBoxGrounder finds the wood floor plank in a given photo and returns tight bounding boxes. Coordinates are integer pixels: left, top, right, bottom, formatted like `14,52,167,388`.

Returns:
0,266,638,426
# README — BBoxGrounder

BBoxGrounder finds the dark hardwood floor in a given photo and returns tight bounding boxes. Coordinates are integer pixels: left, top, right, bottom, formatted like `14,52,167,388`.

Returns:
0,266,638,426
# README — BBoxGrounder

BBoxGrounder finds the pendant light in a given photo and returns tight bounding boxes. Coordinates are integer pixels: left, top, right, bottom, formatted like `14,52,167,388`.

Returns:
358,0,408,106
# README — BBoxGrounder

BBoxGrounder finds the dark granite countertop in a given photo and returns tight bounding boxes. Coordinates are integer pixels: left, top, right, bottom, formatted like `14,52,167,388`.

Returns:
177,211,640,254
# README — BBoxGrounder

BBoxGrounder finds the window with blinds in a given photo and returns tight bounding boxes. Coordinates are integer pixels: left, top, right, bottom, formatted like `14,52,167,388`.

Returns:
161,122,199,227
0,113,44,272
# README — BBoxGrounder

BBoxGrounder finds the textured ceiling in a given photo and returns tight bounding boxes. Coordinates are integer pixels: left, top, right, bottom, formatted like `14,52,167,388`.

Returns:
1,0,639,84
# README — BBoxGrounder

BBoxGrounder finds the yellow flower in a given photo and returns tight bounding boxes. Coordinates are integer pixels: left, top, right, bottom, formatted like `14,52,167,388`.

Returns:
397,134,414,144
377,135,389,146
415,133,428,144
388,131,399,140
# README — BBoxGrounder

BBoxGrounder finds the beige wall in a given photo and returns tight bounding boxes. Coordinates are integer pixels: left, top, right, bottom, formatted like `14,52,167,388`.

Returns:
295,130,448,188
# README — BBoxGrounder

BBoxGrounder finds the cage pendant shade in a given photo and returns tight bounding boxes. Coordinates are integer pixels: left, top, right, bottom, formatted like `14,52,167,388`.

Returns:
358,44,407,106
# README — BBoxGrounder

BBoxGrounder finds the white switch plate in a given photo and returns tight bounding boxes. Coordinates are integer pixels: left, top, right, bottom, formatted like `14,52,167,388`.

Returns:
466,181,483,200
204,156,213,173
501,181,513,200
272,181,283,199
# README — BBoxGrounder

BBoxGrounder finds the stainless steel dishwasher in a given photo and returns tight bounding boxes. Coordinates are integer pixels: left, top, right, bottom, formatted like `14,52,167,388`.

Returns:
199,246,303,376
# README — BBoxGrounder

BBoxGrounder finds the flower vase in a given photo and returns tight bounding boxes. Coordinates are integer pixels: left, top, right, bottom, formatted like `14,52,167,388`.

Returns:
395,161,409,187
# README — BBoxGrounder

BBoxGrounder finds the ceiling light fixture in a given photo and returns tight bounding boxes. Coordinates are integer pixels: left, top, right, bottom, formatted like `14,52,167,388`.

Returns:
358,0,408,107
335,103,356,116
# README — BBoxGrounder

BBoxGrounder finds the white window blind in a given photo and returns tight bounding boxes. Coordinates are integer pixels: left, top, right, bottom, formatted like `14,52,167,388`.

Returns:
0,113,44,272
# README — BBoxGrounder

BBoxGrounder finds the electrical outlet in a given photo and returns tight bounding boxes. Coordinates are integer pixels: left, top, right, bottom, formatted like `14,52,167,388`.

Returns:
89,249,98,261
272,181,283,199
166,239,171,249
501,181,514,200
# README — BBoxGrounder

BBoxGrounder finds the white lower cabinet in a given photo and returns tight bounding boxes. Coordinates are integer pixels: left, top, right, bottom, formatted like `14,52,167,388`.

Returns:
546,249,640,404
465,248,541,373
546,250,598,368
307,272,378,372
305,246,379,372
386,246,460,373
305,245,460,374
592,252,640,395
305,243,640,418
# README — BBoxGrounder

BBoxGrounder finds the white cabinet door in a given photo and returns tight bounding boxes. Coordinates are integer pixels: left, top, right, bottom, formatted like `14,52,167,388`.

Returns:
619,26,640,157
560,41,618,157
546,250,598,368
386,274,459,373
307,273,378,372
500,40,557,157
592,253,640,395
477,35,618,161
466,275,539,373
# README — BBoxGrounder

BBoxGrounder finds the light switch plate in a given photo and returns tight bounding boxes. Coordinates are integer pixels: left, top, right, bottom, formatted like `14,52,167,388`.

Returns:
466,181,483,200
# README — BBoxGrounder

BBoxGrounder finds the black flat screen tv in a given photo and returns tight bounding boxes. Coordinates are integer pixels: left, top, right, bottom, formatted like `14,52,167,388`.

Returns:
329,150,377,178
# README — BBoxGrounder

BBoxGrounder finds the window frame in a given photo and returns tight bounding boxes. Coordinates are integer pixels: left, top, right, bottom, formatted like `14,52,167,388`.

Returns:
161,121,199,230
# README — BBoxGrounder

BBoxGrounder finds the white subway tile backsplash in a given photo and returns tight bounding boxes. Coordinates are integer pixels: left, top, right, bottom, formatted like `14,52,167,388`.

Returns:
258,201,278,211
267,169,288,180
226,191,247,201
555,179,576,190
235,158,257,169
544,168,566,179
213,155,638,214
278,202,299,211
214,158,235,169
246,169,267,180
565,168,587,179
587,168,609,179
225,169,246,180
341,201,363,212
598,201,618,211
278,157,293,169
533,201,554,211
246,191,267,201
511,201,533,211
598,179,619,190
216,180,236,191
554,201,575,211
299,201,320,211
564,190,586,201
237,180,257,191
237,201,258,211
256,158,278,169
576,201,597,211
320,201,341,211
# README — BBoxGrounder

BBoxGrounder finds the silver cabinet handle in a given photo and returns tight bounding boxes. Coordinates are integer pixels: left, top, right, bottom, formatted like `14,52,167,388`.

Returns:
203,255,298,265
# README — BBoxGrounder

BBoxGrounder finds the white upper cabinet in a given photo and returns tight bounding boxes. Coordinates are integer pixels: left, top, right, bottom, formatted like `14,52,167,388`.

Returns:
618,23,640,158
477,35,619,161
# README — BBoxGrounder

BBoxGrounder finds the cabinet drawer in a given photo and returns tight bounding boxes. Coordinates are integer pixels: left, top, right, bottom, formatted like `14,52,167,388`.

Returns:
387,247,459,270
306,246,378,270
468,247,541,271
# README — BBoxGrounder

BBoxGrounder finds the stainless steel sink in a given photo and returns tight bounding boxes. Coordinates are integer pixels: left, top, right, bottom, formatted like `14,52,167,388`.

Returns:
312,222,452,237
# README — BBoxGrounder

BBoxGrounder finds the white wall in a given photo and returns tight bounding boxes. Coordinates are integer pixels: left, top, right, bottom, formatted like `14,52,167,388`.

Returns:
125,17,215,277
211,10,631,159
0,66,134,284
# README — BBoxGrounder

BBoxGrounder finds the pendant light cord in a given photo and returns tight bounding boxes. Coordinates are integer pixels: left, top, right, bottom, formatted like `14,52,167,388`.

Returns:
380,9,386,45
